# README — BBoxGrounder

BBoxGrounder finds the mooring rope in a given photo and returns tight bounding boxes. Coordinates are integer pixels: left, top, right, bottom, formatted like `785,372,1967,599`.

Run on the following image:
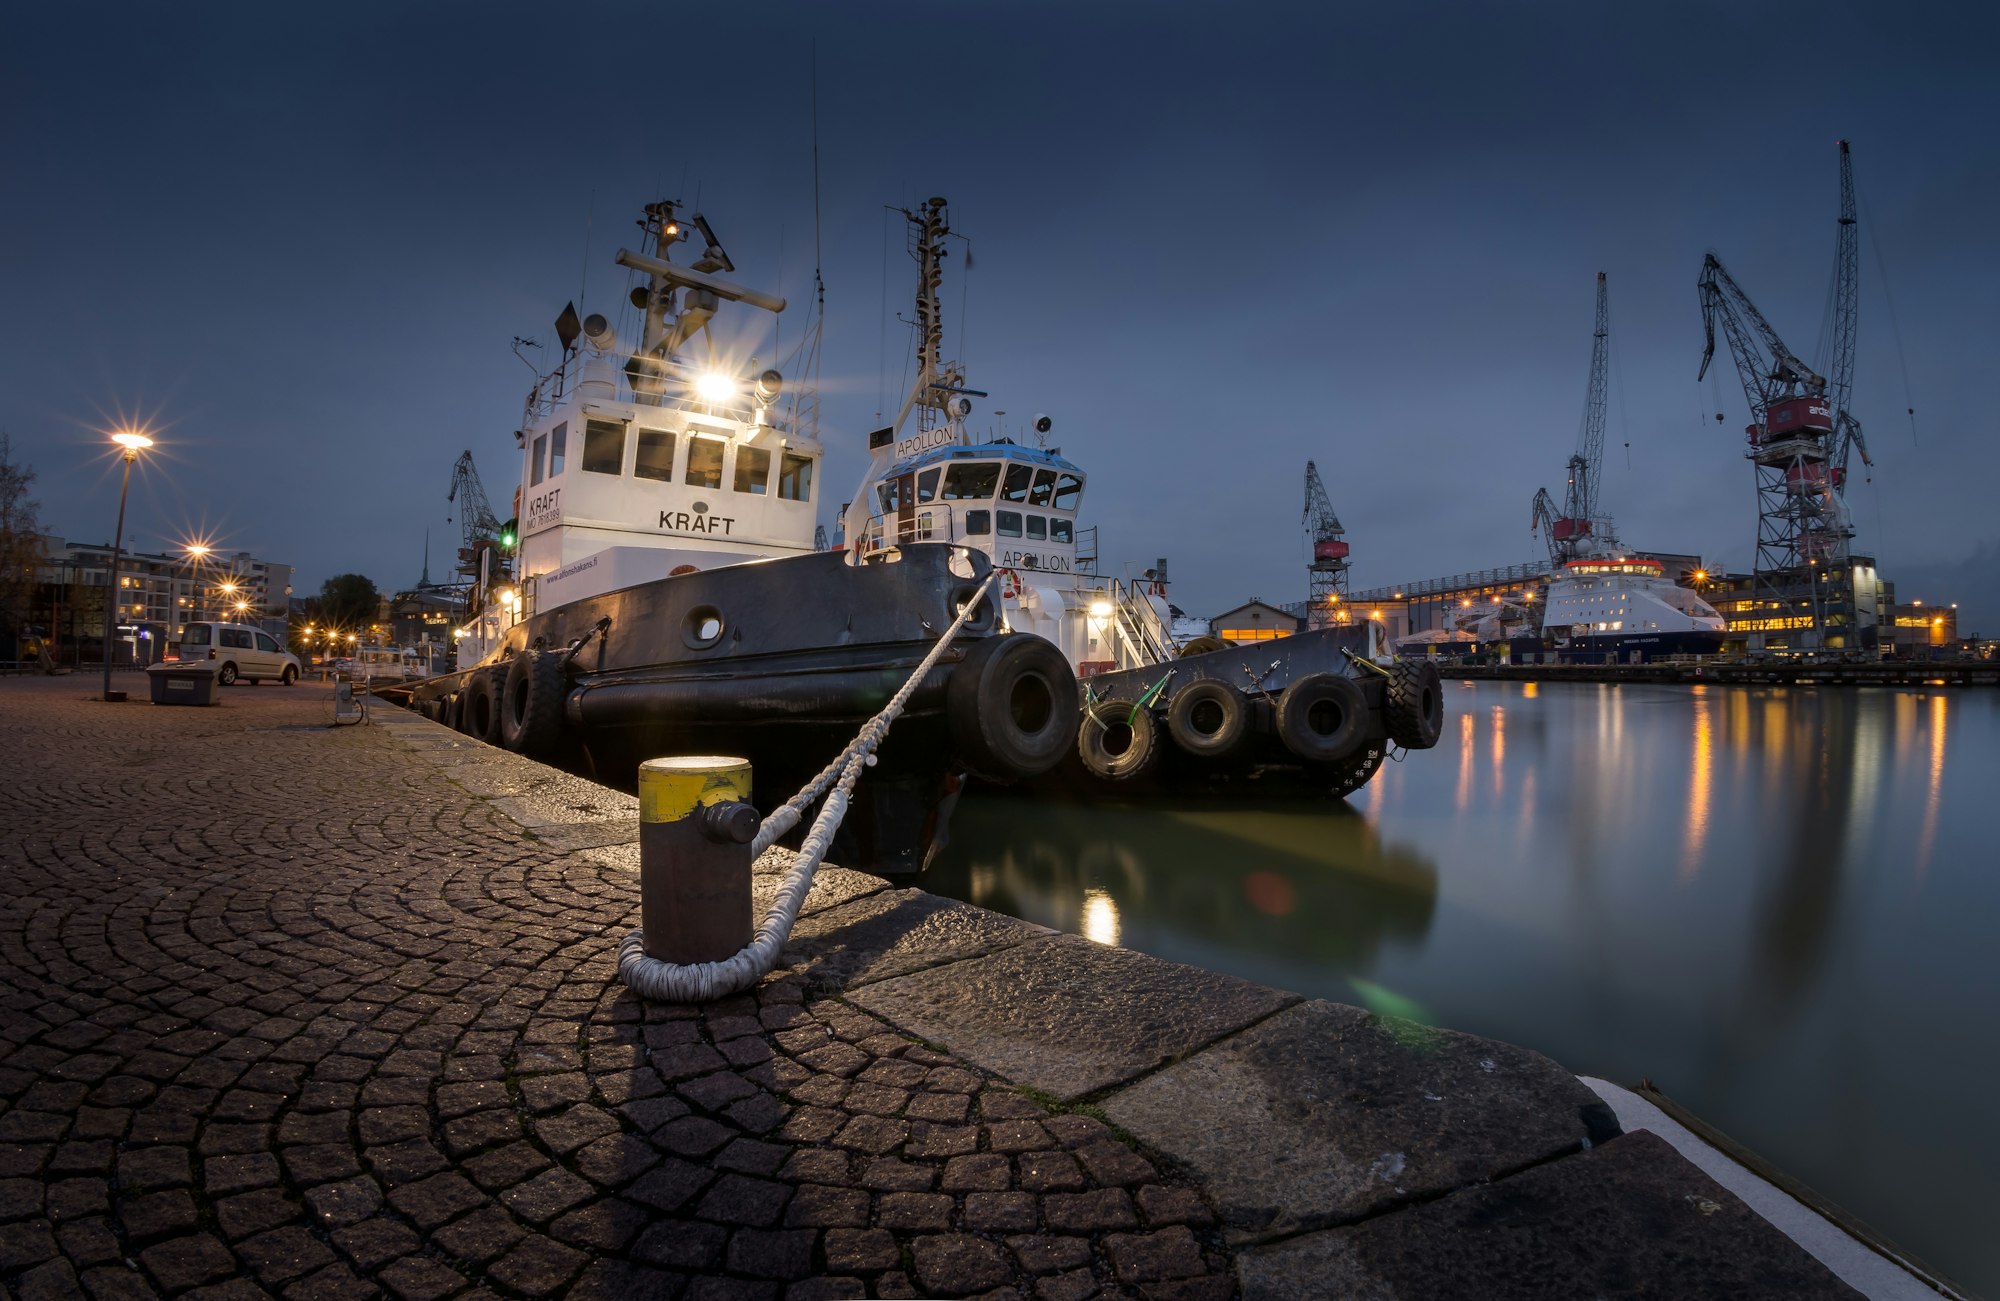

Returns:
617,568,999,1003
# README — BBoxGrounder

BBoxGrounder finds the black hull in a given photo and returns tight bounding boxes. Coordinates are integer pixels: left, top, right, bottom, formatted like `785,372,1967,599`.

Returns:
398,545,1020,872
1484,629,1726,665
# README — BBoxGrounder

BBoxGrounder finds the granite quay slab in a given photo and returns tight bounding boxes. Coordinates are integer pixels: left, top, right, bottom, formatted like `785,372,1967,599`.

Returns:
0,676,1881,1299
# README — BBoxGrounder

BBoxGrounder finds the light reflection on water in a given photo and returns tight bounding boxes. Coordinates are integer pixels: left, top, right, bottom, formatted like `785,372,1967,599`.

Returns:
923,681,1997,1294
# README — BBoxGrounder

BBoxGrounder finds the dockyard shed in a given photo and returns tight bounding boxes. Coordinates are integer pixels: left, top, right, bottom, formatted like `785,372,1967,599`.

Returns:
1213,600,1303,644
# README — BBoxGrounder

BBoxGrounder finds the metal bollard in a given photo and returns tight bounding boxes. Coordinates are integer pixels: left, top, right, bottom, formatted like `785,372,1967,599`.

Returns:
637,756,758,964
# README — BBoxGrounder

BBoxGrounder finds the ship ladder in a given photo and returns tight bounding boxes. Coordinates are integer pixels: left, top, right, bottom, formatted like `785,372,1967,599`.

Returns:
617,568,1001,1003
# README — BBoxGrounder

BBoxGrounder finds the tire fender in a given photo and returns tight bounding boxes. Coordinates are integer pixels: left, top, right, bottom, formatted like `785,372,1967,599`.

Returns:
945,634,1079,781
1386,661,1445,749
460,668,507,745
499,651,566,757
1164,679,1248,759
1275,672,1368,762
1077,698,1161,782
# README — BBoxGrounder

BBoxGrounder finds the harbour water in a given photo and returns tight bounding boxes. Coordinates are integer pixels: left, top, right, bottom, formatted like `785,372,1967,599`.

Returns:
924,679,1998,1294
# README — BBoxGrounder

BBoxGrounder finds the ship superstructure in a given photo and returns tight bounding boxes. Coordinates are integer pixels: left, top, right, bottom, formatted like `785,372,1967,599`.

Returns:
458,202,822,662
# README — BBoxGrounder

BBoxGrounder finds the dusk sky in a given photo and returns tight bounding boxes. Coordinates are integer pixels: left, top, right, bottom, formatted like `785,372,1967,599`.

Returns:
5,2,1996,626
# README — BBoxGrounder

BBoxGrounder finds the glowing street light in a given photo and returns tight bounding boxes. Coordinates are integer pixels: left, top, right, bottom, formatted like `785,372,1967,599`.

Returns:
101,428,154,701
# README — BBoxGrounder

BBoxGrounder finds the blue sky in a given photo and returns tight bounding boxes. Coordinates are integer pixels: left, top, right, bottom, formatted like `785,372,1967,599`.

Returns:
4,2,1995,627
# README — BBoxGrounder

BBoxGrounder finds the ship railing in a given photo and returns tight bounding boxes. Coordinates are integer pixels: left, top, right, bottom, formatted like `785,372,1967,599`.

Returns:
523,350,797,434
856,504,961,556
1102,577,1174,670
854,505,1085,567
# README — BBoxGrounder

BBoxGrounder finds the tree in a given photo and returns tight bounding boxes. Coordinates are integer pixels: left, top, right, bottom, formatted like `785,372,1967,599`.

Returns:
0,433,47,653
318,573,381,633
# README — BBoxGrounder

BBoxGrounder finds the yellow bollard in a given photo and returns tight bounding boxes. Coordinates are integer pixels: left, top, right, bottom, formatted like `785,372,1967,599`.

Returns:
637,756,758,964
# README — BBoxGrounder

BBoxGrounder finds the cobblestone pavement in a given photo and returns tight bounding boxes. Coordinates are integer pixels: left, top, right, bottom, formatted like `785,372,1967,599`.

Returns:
0,678,1234,1301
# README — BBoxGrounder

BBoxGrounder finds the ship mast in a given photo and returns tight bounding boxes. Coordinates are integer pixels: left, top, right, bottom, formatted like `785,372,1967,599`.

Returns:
893,198,972,435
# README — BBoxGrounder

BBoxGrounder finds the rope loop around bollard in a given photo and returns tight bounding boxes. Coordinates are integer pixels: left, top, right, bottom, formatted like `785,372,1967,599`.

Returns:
618,568,1000,1003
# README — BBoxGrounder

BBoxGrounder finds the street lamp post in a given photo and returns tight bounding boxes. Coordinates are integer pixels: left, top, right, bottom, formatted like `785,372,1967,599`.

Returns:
101,430,153,701
183,543,212,623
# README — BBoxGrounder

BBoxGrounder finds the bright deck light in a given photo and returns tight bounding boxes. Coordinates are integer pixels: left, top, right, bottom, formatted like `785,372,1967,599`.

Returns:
696,372,737,402
1088,599,1112,617
111,430,154,451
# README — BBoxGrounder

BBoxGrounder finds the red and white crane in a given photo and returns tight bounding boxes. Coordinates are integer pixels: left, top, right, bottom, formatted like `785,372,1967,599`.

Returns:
1532,273,1615,566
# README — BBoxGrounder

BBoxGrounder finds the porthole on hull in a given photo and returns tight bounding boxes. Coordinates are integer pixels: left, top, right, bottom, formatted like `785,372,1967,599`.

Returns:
683,605,725,650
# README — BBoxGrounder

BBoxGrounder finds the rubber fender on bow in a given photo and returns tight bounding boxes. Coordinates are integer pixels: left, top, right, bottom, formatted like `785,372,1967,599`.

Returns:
945,634,1079,781
499,650,566,757
1165,679,1249,759
1275,672,1368,763
1385,660,1445,749
1077,698,1161,782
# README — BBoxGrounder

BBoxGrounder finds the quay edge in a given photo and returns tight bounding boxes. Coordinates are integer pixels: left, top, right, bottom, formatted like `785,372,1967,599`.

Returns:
365,687,1949,1297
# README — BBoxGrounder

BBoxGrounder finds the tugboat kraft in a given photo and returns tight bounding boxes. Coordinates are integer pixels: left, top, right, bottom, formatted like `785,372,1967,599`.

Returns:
398,200,1079,870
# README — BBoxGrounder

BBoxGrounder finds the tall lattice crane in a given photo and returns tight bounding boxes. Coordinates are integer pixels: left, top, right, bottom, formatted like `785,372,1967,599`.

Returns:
1303,461,1349,629
446,450,505,579
1822,140,1872,487
1531,273,1614,566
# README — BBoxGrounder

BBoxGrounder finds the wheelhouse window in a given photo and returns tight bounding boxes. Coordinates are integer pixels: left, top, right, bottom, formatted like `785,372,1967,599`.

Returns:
1052,473,1083,511
942,462,998,501
997,510,1022,537
735,446,770,494
1001,464,1033,503
876,479,901,513
582,418,627,475
549,422,566,476
531,434,548,486
635,429,677,482
964,510,990,535
685,435,724,488
1028,469,1057,507
1051,519,1073,544
1026,516,1047,540
917,468,940,503
779,453,813,502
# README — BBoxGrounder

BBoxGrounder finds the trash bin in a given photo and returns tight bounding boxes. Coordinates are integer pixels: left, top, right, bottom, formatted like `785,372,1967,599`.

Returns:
147,662,222,706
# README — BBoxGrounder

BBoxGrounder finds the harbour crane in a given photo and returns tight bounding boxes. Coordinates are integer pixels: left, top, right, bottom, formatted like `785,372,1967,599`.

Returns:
1697,143,1871,652
1531,272,1613,566
1823,140,1872,486
1303,461,1350,630
446,450,507,579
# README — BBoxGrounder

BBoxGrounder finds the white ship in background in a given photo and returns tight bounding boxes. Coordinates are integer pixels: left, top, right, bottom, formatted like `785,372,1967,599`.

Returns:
1539,555,1726,661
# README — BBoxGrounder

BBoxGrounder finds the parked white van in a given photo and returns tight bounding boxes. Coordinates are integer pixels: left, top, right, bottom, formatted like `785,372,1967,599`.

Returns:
174,622,302,685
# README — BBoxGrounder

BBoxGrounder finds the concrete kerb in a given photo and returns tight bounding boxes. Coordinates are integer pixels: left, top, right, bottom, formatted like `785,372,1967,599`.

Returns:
373,697,1896,1299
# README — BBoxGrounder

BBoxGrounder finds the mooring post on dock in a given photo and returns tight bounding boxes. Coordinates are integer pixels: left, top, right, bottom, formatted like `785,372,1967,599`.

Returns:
637,756,758,964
